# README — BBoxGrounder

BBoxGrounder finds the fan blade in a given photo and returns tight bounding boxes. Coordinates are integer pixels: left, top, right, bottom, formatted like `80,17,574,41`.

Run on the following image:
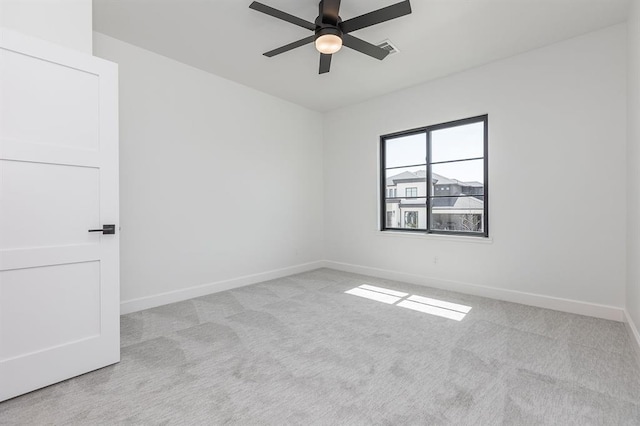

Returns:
319,53,332,74
342,34,389,60
341,0,411,34
264,36,315,57
320,0,341,25
249,2,316,31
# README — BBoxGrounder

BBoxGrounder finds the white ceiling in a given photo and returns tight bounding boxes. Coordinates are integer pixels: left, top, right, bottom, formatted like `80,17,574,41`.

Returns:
93,0,629,112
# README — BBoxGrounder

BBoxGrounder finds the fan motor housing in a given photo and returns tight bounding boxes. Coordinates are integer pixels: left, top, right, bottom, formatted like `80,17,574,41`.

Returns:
315,25,343,41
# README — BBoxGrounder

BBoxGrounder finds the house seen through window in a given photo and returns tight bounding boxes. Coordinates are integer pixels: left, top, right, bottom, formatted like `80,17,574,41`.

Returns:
380,115,488,237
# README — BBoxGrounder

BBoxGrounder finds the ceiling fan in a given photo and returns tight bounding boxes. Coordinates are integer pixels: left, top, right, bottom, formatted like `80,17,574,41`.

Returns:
249,0,412,74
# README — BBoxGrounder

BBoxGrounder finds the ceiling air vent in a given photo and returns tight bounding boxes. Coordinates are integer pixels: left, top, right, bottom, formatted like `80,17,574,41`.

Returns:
376,39,400,55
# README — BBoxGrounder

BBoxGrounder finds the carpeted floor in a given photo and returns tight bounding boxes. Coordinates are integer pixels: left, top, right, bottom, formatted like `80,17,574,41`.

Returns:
1,268,639,425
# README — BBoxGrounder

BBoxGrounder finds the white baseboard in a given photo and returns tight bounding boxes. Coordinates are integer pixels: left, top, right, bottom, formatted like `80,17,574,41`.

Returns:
120,261,325,314
323,260,624,322
624,310,640,368
120,258,626,323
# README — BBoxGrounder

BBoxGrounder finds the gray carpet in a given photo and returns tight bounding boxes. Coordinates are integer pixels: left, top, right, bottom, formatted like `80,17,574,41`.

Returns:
1,268,639,425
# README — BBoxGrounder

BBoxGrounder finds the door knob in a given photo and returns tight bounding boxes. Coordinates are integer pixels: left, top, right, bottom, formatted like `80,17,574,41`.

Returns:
88,224,116,235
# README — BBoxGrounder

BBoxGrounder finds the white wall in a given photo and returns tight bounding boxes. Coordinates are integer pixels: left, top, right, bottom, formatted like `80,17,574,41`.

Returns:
0,1,631,324
323,25,627,315
627,0,640,332
93,33,324,307
0,0,92,53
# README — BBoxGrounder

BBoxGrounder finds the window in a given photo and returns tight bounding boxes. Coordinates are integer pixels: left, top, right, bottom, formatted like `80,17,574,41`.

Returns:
380,115,488,237
386,211,395,227
404,211,418,229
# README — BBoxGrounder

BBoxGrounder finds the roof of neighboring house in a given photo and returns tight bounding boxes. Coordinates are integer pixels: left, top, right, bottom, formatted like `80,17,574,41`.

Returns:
432,196,484,210
386,170,426,185
386,170,483,188
432,173,456,185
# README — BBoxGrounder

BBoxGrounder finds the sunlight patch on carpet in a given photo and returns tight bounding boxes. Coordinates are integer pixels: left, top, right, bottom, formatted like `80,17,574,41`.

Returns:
345,284,472,321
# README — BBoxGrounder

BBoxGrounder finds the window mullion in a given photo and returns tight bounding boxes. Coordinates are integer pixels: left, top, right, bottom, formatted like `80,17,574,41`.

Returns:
426,130,431,234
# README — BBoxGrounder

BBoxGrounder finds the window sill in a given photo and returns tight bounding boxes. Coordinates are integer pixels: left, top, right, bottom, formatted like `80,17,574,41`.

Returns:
376,230,493,244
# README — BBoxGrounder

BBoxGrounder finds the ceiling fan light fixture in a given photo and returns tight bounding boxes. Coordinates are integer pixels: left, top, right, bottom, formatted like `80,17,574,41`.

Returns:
315,33,342,54
249,0,412,73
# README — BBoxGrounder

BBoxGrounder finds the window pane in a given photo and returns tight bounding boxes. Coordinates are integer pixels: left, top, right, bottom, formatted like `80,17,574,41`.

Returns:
385,133,426,168
385,198,426,230
386,167,427,199
431,121,484,163
385,165,426,230
431,159,484,196
431,196,484,233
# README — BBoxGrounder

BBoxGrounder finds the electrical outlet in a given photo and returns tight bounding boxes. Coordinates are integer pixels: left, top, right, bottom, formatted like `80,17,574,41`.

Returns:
433,256,438,264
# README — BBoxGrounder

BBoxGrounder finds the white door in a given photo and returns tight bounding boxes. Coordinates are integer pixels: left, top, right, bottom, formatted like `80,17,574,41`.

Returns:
0,29,119,402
